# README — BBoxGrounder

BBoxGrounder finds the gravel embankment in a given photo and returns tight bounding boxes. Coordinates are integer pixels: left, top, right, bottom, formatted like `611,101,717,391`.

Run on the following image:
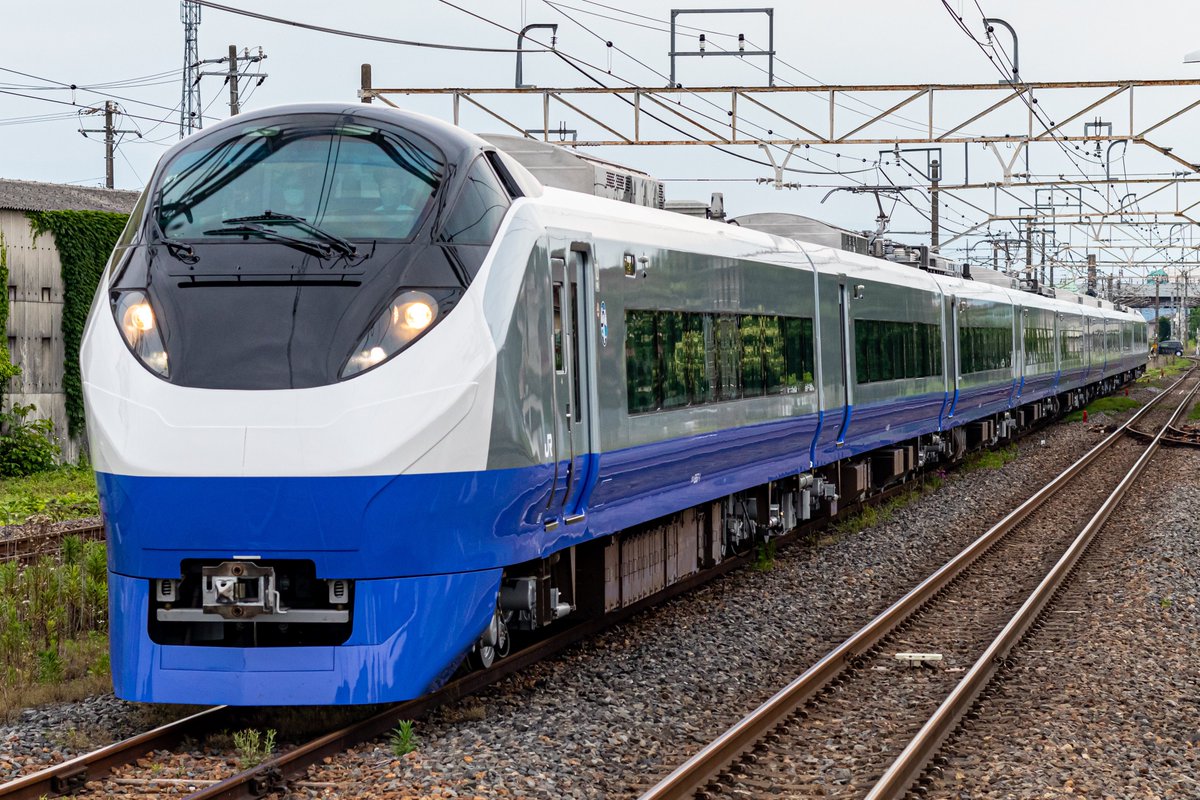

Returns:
295,414,1126,799
0,375,1177,796
720,435,1150,798
928,444,1200,799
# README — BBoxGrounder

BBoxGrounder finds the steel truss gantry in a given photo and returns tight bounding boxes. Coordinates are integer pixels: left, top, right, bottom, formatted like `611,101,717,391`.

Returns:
359,71,1200,290
360,76,1200,174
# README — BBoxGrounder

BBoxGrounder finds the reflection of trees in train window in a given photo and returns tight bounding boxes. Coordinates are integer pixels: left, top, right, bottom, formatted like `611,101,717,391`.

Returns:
854,319,942,384
662,313,712,410
959,325,1013,374
1024,327,1055,367
713,315,742,402
624,310,815,414
625,310,658,414
1059,327,1085,367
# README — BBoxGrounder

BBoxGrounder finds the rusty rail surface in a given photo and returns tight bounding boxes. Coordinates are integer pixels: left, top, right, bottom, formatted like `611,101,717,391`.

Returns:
0,706,229,800
637,368,1194,800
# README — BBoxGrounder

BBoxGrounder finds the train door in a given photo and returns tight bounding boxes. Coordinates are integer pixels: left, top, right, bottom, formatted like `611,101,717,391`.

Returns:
1015,306,1026,401
548,242,595,526
942,293,960,424
834,280,854,446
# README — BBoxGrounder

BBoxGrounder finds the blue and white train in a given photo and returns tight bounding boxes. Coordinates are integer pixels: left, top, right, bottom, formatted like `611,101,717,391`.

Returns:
82,104,1146,705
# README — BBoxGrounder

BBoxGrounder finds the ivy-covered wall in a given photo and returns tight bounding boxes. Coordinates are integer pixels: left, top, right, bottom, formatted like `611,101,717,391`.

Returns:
26,210,129,437
0,233,21,409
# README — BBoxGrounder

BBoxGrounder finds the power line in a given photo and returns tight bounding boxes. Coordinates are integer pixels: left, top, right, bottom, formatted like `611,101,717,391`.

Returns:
189,0,553,53
0,86,194,127
450,0,877,180
0,65,214,121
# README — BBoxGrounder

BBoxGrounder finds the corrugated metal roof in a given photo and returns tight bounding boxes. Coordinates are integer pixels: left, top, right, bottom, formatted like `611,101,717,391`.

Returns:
0,178,140,214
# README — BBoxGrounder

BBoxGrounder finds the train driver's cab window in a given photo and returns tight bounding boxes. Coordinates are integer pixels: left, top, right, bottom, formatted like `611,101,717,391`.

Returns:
438,158,511,245
155,116,444,242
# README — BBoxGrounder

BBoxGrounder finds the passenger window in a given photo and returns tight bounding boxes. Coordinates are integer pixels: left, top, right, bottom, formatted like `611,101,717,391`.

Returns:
624,309,815,413
439,158,511,244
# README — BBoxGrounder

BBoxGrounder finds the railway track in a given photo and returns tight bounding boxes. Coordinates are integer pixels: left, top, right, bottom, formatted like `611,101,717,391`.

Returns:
0,373,1165,799
0,522,103,565
636,366,1199,800
0,457,1012,797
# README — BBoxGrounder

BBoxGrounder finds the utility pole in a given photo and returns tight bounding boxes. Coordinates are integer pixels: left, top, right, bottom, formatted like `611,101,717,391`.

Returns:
1087,253,1097,296
227,45,240,115
1039,229,1047,289
1183,271,1190,344
930,159,941,251
78,101,139,189
198,46,268,117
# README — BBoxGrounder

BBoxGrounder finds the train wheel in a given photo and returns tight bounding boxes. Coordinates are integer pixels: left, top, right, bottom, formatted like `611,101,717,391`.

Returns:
468,612,510,670
470,641,496,670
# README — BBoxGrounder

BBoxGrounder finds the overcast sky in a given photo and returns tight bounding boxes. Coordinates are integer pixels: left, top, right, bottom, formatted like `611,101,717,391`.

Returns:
4,1,1200,278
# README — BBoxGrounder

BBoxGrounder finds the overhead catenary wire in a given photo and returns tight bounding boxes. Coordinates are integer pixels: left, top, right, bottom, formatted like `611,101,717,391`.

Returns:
444,0,881,180
535,0,991,236
189,0,553,53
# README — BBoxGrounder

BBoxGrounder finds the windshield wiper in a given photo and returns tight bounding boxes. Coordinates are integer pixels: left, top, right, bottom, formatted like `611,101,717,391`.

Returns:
163,240,200,265
202,224,334,259
223,212,357,257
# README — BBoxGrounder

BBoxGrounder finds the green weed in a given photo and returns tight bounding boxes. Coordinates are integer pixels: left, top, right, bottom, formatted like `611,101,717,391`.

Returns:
389,720,418,757
752,539,777,572
1065,395,1142,423
232,728,277,769
964,445,1019,471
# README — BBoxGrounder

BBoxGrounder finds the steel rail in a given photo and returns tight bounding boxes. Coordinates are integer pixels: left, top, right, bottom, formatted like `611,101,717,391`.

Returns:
866,372,1200,799
180,531,805,800
636,368,1191,800
0,439,914,799
0,706,229,800
0,523,104,565
180,452,960,799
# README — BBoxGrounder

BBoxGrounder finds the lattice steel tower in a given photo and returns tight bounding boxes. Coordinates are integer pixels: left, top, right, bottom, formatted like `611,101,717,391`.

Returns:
180,0,202,138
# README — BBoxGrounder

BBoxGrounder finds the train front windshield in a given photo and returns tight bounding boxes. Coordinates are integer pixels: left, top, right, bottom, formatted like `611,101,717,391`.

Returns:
109,114,479,390
156,118,444,242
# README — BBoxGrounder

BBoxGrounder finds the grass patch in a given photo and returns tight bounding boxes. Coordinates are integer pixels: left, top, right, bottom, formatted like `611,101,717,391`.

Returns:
1064,394,1142,423
232,727,277,769
752,538,777,572
0,539,109,720
0,466,98,525
824,485,926,542
1187,403,1200,421
963,444,1019,471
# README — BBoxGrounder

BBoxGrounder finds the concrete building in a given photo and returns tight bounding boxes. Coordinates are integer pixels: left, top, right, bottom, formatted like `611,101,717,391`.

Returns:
0,179,139,463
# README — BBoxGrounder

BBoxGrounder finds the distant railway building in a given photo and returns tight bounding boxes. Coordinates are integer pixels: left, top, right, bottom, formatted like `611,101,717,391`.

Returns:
0,179,138,463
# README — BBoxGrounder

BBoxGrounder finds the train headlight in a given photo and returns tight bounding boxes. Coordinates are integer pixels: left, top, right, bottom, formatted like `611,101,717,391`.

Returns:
112,290,170,377
342,289,444,378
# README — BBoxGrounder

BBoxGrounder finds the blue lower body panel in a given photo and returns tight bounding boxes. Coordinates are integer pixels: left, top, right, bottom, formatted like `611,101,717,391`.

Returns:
951,382,1015,423
831,392,944,460
1019,372,1058,403
110,568,502,705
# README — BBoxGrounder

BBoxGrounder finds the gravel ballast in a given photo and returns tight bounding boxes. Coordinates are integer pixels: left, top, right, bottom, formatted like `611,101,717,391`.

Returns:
296,411,1128,798
0,377,1187,798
